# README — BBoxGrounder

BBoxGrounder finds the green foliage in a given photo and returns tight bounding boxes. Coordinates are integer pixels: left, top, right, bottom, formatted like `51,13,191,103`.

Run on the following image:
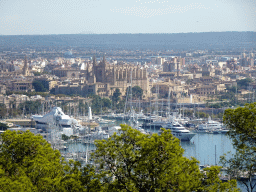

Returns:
90,95,102,114
237,78,252,89
224,103,256,150
33,72,42,76
219,91,235,101
32,80,48,92
116,99,125,113
112,88,121,104
223,103,256,191
77,100,88,116
92,125,238,191
202,166,239,192
50,87,56,94
19,100,42,115
126,86,143,100
0,127,240,191
183,110,194,117
226,86,237,94
101,98,111,109
196,111,209,118
0,104,7,119
0,130,103,191
0,130,64,191
62,134,69,141
0,122,9,131
132,86,143,99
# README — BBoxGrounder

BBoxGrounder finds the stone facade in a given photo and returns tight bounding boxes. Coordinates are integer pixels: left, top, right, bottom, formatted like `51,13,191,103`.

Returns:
163,57,182,76
54,56,150,98
11,81,33,92
195,85,216,95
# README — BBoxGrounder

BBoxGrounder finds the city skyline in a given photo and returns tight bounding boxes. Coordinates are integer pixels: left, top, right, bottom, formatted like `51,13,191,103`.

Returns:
0,0,255,35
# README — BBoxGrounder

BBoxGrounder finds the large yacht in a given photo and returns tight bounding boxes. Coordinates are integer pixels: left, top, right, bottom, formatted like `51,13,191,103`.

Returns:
196,117,222,133
161,121,195,141
32,107,81,130
141,115,165,130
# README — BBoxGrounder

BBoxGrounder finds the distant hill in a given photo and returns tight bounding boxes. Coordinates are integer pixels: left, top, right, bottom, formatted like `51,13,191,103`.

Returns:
0,32,255,50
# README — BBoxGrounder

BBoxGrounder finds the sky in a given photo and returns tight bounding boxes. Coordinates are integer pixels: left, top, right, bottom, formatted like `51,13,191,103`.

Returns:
0,0,255,35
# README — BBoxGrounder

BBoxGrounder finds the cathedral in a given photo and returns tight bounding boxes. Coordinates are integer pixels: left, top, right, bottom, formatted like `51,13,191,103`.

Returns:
54,56,150,99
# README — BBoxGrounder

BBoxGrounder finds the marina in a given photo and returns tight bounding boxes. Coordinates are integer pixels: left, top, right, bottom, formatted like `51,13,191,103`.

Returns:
11,105,235,167
2,107,251,191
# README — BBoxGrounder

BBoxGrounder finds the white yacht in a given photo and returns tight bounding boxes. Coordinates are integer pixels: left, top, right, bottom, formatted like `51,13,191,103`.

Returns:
161,121,195,141
95,117,115,124
141,115,165,130
196,117,222,133
32,107,81,130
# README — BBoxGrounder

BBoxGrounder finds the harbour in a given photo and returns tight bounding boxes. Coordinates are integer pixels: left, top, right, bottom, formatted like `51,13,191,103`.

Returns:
1,107,251,191
62,119,235,167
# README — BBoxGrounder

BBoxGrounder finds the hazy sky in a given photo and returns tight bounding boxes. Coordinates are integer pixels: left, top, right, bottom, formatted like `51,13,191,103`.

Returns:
0,0,255,35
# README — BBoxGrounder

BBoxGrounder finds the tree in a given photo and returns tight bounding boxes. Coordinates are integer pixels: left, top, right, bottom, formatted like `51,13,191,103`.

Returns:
222,103,256,192
0,122,9,131
90,95,102,114
116,99,125,113
19,100,42,115
0,130,64,191
202,166,239,192
33,72,42,76
92,124,238,191
0,104,7,119
112,88,121,104
32,80,47,92
102,98,111,109
0,130,102,191
226,86,237,94
0,128,239,191
196,111,209,118
62,134,69,141
132,86,143,99
237,78,252,89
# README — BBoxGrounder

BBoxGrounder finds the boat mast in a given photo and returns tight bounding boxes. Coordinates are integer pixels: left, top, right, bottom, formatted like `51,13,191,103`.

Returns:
130,68,133,112
156,83,159,117
168,87,170,118
161,98,163,117
182,91,184,118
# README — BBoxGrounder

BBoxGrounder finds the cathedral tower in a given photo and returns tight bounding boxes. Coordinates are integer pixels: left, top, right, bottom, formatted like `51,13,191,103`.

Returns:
23,55,29,76
92,55,96,75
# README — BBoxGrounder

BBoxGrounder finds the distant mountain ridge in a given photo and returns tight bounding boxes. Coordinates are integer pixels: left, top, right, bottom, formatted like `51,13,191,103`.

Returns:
0,31,255,50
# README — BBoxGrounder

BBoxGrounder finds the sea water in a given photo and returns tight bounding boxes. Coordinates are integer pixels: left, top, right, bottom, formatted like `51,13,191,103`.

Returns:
64,120,248,191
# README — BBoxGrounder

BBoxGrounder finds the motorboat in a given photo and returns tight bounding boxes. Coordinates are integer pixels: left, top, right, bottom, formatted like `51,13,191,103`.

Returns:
136,127,148,134
136,110,147,121
141,119,165,130
95,117,115,124
32,107,81,130
196,117,222,133
161,121,195,141
141,115,166,130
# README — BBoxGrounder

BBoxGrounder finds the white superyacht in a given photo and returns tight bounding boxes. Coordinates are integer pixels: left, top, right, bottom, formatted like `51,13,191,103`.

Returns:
160,120,195,141
196,116,222,133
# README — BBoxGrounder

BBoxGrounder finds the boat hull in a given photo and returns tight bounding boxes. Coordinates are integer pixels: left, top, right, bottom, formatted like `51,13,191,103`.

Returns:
172,133,195,141
141,124,163,130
